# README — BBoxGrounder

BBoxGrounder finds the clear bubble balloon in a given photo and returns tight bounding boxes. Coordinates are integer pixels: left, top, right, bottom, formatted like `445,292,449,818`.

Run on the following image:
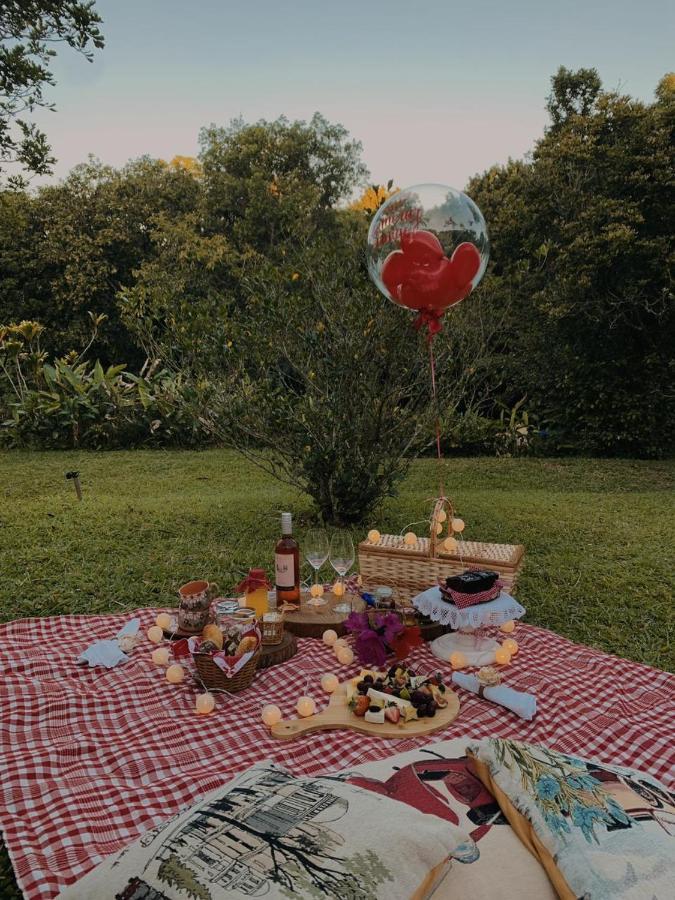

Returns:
367,184,489,332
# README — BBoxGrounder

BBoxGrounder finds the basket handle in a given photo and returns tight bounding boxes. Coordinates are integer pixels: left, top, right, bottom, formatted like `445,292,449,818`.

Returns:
429,497,453,559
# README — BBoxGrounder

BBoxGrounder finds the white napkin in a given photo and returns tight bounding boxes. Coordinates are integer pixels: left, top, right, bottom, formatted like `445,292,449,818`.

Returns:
452,671,537,720
78,618,141,669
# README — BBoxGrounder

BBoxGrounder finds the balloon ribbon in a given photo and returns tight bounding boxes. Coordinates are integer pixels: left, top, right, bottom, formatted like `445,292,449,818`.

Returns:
413,308,444,338
428,332,445,497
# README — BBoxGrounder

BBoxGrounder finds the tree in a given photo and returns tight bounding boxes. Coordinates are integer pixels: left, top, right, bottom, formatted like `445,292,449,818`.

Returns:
0,157,202,364
546,65,602,128
349,180,398,212
199,113,368,254
0,1,104,186
468,67,675,456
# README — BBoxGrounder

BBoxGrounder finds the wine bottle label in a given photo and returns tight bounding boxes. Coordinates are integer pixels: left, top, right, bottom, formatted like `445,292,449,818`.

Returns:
275,554,295,588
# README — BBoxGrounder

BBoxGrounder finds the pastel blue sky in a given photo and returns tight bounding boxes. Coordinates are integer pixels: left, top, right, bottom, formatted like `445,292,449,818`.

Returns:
33,0,674,191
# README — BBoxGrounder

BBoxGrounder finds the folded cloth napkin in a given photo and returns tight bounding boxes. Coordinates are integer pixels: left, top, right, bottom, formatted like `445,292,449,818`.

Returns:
77,618,141,668
452,671,536,720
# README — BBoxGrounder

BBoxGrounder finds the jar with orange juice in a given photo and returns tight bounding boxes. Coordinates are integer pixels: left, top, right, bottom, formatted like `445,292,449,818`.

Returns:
236,568,271,618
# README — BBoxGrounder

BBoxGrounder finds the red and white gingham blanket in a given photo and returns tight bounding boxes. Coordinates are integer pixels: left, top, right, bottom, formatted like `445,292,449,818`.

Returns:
1,610,673,900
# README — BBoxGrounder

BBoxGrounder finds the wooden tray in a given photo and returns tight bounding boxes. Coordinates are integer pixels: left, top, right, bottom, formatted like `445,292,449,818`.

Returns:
271,680,460,741
282,593,366,639
257,631,297,670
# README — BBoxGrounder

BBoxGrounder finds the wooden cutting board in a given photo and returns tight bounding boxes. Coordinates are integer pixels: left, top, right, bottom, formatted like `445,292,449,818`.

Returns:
270,681,460,741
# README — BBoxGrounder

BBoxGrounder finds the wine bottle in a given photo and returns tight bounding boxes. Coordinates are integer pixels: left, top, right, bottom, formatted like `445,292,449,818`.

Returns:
275,512,300,606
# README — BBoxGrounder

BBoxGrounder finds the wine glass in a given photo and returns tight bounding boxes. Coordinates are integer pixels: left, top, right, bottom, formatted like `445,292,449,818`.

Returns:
329,531,354,613
305,528,329,606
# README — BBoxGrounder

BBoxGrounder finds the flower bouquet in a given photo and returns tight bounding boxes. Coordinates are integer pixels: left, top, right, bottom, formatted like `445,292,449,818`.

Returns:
344,610,422,667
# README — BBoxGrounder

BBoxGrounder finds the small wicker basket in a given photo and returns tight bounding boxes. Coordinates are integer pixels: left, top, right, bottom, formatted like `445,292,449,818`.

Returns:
193,649,261,692
359,498,525,601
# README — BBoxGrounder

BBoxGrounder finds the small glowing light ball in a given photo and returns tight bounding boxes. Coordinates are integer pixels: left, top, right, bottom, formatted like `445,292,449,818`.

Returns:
147,625,163,644
151,647,170,666
435,523,443,535
367,529,381,543
336,647,354,666
296,696,316,717
321,673,339,693
450,652,467,669
495,646,512,665
195,692,215,715
438,510,447,523
322,629,338,646
333,638,347,651
155,612,172,630
165,663,184,684
332,581,345,597
502,638,519,656
261,704,282,727
451,518,465,533
443,536,458,553
500,620,516,634
404,531,417,545
310,583,324,598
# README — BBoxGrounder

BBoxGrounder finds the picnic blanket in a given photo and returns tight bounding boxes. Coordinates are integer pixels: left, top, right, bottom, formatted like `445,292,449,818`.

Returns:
0,610,673,900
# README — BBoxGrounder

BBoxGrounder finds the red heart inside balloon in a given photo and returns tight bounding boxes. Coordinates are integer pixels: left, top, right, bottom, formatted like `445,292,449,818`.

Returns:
381,231,481,313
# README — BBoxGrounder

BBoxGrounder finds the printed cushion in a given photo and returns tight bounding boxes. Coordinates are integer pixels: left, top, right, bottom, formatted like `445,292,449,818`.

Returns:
56,761,476,900
467,738,675,900
342,738,557,900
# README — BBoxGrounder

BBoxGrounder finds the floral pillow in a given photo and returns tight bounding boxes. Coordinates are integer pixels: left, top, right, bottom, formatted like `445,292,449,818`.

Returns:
56,761,477,900
467,738,675,900
341,737,557,900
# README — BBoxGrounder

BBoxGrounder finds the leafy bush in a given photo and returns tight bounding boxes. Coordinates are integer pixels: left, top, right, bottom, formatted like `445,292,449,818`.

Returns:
127,216,505,524
0,319,210,448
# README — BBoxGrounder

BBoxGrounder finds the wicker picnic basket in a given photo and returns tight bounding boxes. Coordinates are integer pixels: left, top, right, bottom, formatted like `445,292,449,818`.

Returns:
193,648,261,693
358,498,525,602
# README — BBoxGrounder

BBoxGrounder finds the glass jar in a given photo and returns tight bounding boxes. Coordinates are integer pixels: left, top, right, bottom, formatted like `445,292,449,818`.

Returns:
231,607,257,628
214,607,257,656
374,585,395,609
261,611,284,645
214,599,242,627
236,568,271,618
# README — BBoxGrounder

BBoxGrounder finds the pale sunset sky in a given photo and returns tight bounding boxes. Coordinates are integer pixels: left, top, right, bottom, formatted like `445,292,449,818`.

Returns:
33,0,674,191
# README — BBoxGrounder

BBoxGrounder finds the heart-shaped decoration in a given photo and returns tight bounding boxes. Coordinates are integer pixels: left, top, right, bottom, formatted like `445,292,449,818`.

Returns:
381,231,481,315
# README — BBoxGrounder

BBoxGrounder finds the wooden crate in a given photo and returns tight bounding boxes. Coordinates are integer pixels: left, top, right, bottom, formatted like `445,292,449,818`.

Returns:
358,499,525,601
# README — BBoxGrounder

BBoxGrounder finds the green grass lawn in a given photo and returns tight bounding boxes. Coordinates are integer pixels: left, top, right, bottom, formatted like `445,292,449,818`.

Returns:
1,449,673,669
0,450,673,897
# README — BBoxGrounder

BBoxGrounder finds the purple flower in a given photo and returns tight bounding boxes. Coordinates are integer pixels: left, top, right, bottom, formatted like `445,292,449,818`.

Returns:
381,613,404,644
355,630,388,667
344,612,370,634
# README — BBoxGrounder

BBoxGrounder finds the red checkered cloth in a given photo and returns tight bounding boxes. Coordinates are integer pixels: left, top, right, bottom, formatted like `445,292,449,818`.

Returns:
1,610,673,900
440,580,503,609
